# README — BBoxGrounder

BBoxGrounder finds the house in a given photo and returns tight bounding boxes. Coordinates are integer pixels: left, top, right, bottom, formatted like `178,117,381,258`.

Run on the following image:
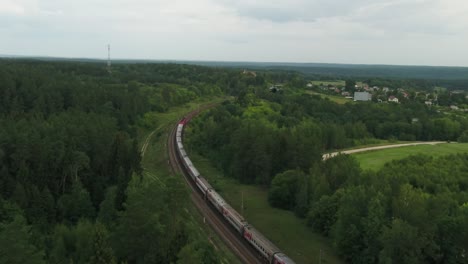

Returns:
306,83,313,88
269,84,283,93
382,87,390,93
388,96,399,103
354,92,371,102
425,101,433,106
450,105,459,110
451,90,464,94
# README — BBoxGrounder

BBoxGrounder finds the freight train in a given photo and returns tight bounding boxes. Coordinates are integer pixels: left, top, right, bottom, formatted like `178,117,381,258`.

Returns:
175,119,295,264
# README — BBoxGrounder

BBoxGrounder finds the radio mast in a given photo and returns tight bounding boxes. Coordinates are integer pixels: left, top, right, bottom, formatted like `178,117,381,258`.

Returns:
107,44,111,73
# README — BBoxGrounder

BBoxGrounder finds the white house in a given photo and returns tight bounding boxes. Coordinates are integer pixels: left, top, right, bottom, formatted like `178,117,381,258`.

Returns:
354,92,371,101
388,96,399,103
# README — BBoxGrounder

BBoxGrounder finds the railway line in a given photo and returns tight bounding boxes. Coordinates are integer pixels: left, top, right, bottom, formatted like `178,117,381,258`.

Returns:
167,107,262,264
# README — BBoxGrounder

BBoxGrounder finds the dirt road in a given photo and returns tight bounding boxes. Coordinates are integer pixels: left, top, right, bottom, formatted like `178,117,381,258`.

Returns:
322,141,446,160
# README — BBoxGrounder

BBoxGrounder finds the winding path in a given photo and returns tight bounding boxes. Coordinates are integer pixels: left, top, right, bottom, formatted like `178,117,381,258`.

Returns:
322,141,446,160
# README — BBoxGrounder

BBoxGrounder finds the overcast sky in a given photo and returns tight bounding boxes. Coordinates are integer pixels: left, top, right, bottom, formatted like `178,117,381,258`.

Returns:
1,0,468,66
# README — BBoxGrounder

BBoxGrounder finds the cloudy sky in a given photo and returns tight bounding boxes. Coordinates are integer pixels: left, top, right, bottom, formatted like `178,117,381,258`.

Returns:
1,0,468,66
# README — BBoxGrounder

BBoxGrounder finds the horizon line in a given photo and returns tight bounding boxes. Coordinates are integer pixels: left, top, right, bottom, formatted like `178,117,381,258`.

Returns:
1,53,468,68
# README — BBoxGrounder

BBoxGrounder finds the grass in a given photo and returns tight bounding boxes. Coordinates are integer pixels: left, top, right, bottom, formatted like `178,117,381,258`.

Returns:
353,143,468,171
138,97,241,264
190,153,343,264
306,91,352,104
309,80,364,87
309,80,345,87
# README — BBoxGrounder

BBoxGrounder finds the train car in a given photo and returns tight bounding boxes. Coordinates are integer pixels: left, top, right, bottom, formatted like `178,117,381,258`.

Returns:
221,203,247,234
186,161,198,177
183,157,200,180
177,142,184,151
272,253,296,264
177,124,183,135
243,225,287,263
206,189,225,213
188,165,200,180
179,148,187,158
195,176,212,197
183,156,193,169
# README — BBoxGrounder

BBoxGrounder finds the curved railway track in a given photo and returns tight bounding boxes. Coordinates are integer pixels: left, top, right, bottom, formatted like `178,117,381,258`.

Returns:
167,107,262,264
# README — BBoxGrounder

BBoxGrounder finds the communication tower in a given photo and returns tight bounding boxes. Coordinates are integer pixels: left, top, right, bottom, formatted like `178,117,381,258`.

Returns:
107,44,111,73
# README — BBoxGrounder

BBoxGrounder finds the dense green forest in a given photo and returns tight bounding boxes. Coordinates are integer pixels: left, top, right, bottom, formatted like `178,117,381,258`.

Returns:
0,59,275,263
2,58,467,263
187,85,468,263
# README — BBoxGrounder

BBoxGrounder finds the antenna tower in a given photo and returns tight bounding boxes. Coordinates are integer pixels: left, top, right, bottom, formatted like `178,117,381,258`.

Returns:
107,44,111,73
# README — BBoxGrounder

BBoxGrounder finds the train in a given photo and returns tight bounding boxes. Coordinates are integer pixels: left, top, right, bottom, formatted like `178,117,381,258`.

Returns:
175,119,296,264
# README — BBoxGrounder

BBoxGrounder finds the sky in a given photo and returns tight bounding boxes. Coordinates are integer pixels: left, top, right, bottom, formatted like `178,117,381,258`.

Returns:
1,0,468,66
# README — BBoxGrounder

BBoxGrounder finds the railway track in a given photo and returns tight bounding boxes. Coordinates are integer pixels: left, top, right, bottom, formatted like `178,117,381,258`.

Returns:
167,108,262,264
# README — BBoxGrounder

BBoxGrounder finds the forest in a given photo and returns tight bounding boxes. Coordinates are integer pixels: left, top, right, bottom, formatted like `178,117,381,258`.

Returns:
187,82,468,263
188,88,468,184
0,59,268,263
1,58,467,263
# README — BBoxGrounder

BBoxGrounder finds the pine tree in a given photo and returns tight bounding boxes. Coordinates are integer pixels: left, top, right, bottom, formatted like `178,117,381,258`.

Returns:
89,223,116,264
0,213,45,264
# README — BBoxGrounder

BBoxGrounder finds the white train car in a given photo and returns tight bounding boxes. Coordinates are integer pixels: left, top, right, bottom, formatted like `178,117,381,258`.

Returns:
195,175,212,196
207,189,225,212
177,142,184,151
179,148,187,158
183,157,200,181
243,225,282,263
272,253,296,264
189,165,200,180
176,124,183,136
222,203,247,234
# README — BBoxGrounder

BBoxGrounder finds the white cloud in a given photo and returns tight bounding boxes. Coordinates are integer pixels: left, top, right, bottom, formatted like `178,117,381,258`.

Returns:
0,0,467,66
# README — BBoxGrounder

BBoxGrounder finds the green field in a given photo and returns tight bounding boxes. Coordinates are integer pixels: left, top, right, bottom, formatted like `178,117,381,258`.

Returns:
190,154,343,264
309,80,364,87
138,98,241,264
353,143,468,171
307,91,352,104
309,80,345,87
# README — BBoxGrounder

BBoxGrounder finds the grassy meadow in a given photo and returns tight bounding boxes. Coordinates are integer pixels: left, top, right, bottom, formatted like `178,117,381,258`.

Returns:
306,91,352,104
353,143,468,171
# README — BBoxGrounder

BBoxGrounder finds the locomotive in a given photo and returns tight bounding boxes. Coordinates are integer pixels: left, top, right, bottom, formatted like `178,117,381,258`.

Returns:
175,120,295,264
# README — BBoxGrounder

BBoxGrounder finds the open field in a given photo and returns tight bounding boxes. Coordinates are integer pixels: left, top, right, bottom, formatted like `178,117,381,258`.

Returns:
190,153,343,264
307,91,352,104
138,97,241,264
309,80,345,87
324,141,445,160
309,80,364,87
353,143,468,171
